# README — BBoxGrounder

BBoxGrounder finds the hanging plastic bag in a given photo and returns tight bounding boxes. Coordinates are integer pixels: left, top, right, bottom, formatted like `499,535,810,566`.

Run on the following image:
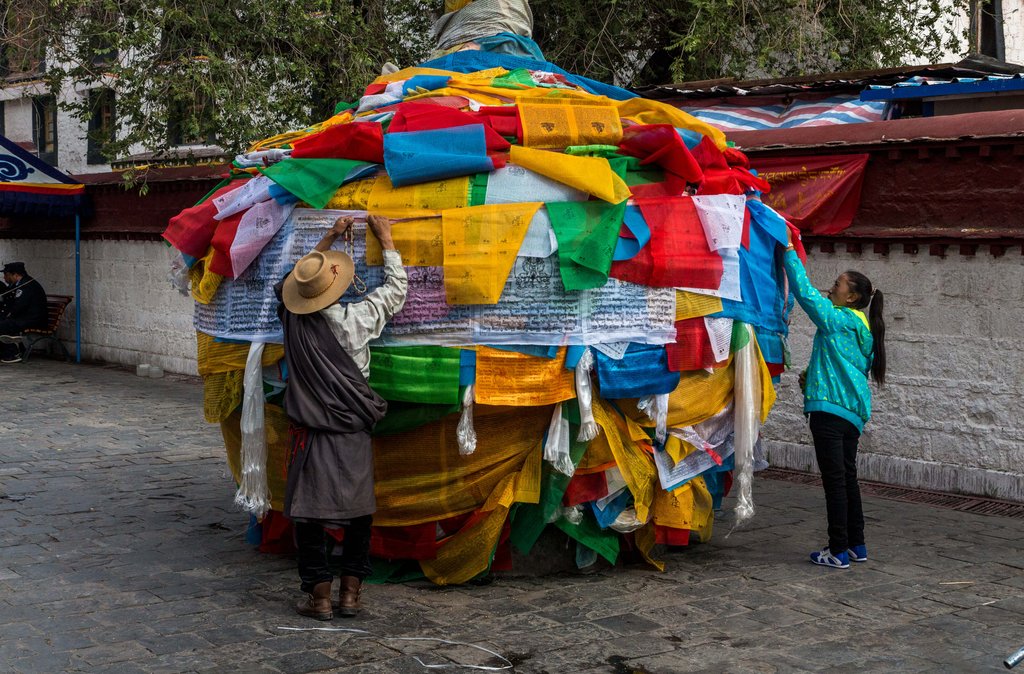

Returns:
637,392,670,444
457,384,477,456
234,342,271,519
729,323,760,532
543,402,575,477
609,506,647,534
574,348,599,441
167,252,191,296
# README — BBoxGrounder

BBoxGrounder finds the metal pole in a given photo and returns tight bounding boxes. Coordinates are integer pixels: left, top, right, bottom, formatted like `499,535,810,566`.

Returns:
75,212,81,363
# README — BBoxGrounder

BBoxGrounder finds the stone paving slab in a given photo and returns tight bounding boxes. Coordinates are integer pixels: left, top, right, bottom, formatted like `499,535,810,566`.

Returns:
1,360,1022,673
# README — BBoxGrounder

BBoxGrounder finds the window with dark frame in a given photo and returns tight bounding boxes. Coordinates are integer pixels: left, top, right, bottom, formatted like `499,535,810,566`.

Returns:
167,94,216,147
31,95,58,165
87,89,115,165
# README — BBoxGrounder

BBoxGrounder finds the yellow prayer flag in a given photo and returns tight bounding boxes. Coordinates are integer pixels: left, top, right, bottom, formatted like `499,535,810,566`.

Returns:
196,331,284,375
509,145,631,204
616,98,728,150
675,290,724,321
474,347,576,406
325,175,377,210
366,216,444,267
442,202,541,304
592,398,657,523
520,101,623,149
634,523,666,572
189,247,224,305
420,443,541,585
368,174,471,212
651,470,715,541
373,404,551,526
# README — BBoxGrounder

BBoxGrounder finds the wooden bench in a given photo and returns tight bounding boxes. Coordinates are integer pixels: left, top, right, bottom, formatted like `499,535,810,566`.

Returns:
8,295,74,362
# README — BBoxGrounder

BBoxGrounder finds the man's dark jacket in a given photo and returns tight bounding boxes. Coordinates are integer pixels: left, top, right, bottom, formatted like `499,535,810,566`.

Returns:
2,276,47,330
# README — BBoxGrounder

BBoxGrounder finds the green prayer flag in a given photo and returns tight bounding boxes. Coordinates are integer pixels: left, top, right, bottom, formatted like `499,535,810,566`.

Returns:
564,144,622,157
547,200,627,290
554,510,620,565
334,100,358,115
731,320,751,352
491,68,538,90
470,172,489,207
372,399,461,436
369,346,462,405
259,158,373,209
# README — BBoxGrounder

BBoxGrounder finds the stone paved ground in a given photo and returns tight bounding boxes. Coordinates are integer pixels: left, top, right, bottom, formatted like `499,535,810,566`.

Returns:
1,360,1022,674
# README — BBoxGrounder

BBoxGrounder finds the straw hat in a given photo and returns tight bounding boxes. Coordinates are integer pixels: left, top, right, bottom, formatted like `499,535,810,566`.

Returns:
281,250,354,314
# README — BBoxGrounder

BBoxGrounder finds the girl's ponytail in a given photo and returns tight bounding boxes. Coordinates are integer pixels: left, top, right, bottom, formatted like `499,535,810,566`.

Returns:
867,290,885,385
844,270,886,386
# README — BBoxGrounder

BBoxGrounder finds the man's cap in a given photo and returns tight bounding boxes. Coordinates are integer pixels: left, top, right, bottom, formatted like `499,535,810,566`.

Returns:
2,262,26,275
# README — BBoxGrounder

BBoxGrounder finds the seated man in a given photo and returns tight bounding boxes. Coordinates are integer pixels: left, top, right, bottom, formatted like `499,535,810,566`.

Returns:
0,262,48,363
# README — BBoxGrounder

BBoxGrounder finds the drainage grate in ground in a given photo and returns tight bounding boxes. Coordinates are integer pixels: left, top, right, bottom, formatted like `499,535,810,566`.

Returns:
759,468,1024,519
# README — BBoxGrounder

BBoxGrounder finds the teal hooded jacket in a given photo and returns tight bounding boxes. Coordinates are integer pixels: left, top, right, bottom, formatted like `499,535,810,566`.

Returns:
783,250,874,432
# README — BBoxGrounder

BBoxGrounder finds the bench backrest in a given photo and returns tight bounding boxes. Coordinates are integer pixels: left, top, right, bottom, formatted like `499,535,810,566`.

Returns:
23,295,73,335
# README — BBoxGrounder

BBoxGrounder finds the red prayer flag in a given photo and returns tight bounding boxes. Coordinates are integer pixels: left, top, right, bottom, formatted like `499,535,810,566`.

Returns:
666,318,716,372
563,471,608,506
472,106,522,142
291,122,385,163
207,210,246,277
369,522,439,560
654,526,691,546
692,137,770,196
618,124,703,183
163,179,247,259
609,197,723,289
389,102,511,152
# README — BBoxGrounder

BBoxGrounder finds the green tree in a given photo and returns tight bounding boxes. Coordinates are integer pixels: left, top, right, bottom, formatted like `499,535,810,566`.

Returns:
20,0,966,164
39,0,435,161
532,0,968,87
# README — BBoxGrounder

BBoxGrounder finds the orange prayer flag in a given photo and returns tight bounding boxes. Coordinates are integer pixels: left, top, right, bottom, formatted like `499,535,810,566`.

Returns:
519,101,623,149
473,346,576,406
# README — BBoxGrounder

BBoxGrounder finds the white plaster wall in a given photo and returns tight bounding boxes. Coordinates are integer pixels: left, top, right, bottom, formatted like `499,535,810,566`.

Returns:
1004,0,1024,65
3,97,34,145
1,85,112,175
0,239,196,374
763,245,1024,502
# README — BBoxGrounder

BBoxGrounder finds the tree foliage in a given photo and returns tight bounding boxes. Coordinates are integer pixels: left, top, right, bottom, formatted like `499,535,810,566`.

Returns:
34,0,435,160
4,0,967,162
533,0,968,87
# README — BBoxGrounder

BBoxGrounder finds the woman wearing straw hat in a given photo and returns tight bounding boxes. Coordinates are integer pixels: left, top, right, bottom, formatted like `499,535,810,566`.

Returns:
276,214,407,620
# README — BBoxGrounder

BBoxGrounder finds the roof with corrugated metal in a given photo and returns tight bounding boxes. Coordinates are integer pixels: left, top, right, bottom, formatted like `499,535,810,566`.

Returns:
639,55,1024,100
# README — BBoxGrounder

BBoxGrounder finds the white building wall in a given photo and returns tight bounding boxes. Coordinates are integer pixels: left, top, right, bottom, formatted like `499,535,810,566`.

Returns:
764,244,1024,502
0,238,197,375
1,83,112,176
1004,0,1024,64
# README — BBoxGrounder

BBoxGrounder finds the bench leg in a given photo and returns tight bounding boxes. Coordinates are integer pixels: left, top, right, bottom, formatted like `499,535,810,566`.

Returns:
21,337,35,364
58,338,72,362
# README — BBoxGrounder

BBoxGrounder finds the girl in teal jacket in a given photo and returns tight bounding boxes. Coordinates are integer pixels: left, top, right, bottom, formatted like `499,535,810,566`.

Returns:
783,242,886,569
